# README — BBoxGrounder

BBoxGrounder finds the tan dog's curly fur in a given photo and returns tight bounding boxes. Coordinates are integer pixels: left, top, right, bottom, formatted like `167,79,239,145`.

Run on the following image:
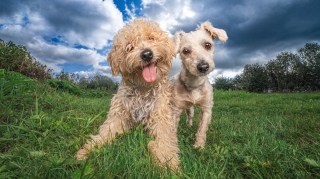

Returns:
76,19,180,170
171,21,228,148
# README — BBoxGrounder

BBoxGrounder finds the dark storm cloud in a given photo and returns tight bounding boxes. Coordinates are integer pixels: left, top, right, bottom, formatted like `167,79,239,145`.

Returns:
0,0,25,17
170,0,320,70
227,0,320,49
34,1,113,34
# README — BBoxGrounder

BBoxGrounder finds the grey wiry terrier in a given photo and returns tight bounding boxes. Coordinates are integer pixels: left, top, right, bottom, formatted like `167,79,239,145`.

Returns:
171,21,228,148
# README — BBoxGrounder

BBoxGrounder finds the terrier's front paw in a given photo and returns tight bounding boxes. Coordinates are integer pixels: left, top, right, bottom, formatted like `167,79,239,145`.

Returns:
186,119,193,127
193,140,205,149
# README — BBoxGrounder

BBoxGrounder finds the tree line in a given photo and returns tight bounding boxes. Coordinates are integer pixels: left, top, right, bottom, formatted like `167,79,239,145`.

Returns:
0,39,118,92
215,43,320,92
2,39,319,93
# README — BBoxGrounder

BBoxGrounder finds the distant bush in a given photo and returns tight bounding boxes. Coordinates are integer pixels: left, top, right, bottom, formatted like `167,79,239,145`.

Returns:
83,75,118,92
47,79,82,96
54,71,118,92
215,77,234,90
0,39,52,81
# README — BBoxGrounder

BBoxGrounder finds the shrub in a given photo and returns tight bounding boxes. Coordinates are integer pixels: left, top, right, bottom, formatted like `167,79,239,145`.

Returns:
47,79,82,96
0,39,52,81
215,77,234,90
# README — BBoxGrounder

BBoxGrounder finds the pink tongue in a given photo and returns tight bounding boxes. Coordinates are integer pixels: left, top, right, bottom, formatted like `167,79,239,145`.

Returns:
142,64,157,83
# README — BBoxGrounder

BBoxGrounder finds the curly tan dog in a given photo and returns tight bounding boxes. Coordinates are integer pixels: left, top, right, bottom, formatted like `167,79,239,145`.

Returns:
76,19,180,170
171,21,228,148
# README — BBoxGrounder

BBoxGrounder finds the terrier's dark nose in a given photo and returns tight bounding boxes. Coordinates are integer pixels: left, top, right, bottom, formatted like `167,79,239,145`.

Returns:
140,49,153,62
197,62,209,73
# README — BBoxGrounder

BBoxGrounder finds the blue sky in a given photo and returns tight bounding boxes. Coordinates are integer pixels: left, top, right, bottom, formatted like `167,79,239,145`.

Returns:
0,0,319,82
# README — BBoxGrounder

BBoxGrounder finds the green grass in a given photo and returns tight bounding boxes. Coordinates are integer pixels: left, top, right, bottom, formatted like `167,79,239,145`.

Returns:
1,71,320,178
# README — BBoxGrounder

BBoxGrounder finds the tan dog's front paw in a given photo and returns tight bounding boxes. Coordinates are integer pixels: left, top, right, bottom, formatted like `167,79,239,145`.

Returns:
148,141,181,171
76,148,89,160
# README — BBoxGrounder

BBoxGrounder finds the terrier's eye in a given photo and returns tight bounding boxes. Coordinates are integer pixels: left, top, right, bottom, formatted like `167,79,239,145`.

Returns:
204,42,212,50
182,48,191,55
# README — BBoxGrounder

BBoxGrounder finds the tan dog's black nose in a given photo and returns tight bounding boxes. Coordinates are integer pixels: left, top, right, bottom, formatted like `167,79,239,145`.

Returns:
197,62,209,73
140,49,153,62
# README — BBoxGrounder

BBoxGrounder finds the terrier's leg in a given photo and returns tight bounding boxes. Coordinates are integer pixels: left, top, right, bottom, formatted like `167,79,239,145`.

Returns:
186,106,194,127
193,105,212,149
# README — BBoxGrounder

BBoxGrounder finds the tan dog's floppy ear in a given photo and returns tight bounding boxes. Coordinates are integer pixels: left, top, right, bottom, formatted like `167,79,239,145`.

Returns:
107,47,120,76
173,31,185,53
198,21,228,42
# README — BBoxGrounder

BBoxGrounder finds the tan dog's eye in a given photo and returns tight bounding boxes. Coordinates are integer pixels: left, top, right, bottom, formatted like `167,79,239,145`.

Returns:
204,42,212,50
182,48,191,55
125,44,134,52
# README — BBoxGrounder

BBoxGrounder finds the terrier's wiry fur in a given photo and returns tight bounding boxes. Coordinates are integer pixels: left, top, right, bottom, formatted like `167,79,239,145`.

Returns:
171,21,228,148
76,19,180,170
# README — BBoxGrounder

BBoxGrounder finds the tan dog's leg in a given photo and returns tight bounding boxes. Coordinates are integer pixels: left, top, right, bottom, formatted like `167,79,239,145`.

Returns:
147,99,180,170
172,108,183,130
76,99,132,160
186,106,194,127
194,105,212,149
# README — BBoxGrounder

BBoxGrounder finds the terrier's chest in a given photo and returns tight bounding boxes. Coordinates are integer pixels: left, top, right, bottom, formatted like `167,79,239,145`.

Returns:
179,87,204,105
189,89,202,102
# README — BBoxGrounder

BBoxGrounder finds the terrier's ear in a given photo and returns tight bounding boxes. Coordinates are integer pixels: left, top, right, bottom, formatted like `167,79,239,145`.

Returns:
173,31,185,53
198,21,228,42
107,47,120,76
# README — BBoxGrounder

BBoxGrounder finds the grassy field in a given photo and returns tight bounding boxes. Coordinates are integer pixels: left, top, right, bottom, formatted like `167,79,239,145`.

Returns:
1,71,320,178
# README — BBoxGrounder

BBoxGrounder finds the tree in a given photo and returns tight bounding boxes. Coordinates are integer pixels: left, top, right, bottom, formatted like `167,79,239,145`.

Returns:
242,63,268,93
215,77,234,90
66,73,118,92
229,42,320,93
298,43,320,90
266,52,301,91
86,74,118,91
232,74,244,90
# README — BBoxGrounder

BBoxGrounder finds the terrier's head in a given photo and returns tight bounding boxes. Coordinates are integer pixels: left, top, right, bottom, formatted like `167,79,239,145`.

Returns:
174,21,228,76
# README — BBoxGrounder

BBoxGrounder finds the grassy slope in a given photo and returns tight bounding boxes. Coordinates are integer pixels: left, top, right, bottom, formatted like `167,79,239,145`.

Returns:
0,72,319,178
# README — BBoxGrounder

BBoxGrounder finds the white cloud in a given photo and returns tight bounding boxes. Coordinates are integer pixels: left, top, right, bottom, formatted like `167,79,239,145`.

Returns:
169,55,182,77
142,0,166,7
207,68,243,84
74,69,121,83
125,2,138,21
141,0,197,32
26,38,106,71
34,0,124,49
0,0,124,77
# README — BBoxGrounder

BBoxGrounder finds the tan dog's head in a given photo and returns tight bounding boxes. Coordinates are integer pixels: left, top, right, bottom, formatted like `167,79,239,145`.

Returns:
107,18,175,84
174,21,228,76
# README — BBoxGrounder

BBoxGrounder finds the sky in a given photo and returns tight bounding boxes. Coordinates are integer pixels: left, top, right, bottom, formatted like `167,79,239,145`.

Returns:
1,0,320,82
